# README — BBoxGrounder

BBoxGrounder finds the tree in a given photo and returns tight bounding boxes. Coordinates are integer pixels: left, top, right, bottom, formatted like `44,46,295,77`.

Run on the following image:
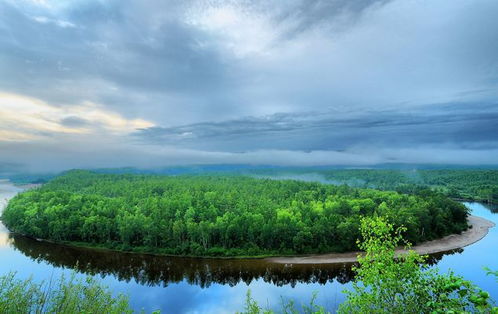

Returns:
1,171,470,257
339,217,497,314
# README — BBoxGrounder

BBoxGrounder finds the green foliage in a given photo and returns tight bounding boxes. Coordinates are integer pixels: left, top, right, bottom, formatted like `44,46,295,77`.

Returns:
253,168,498,204
238,291,272,314
339,217,497,314
238,290,327,314
0,272,131,313
484,267,498,283
2,170,468,257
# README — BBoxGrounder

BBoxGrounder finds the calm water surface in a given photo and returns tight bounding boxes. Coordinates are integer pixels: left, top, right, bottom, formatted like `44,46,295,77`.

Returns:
0,181,496,313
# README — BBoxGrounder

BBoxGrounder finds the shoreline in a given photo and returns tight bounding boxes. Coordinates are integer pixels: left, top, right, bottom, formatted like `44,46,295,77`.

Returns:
266,215,495,264
4,215,494,263
2,181,495,262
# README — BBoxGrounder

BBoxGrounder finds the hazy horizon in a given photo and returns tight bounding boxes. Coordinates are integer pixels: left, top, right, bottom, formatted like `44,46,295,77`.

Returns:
1,0,498,172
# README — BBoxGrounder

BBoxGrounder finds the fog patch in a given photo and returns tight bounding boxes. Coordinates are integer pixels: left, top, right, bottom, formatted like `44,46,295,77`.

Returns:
251,172,368,187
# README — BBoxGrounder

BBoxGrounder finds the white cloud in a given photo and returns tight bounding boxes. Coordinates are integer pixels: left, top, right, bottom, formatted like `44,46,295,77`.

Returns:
32,15,76,28
0,92,153,141
186,3,284,57
2,138,498,173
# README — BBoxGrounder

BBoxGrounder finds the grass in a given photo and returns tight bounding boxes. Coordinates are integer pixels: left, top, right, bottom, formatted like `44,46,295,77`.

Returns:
0,272,132,313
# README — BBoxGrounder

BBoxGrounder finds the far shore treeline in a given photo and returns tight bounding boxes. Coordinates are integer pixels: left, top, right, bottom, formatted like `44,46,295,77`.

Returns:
2,170,469,257
252,168,498,204
6,167,498,204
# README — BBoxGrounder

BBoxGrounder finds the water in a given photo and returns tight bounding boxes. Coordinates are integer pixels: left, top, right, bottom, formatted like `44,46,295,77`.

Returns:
433,202,498,299
0,181,496,313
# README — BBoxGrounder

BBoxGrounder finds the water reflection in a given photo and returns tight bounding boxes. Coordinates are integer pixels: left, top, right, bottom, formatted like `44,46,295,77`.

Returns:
426,249,463,265
8,232,459,289
0,233,12,248
2,183,497,313
9,234,355,287
486,203,498,213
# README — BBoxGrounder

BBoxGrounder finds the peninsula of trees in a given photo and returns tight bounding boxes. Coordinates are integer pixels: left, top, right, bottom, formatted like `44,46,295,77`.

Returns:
2,170,469,257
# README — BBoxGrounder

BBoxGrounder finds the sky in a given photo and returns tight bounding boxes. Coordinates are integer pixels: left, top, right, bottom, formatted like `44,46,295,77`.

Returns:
0,0,498,172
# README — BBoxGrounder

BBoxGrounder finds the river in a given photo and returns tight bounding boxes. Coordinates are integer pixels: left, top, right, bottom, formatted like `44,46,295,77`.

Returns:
0,180,496,313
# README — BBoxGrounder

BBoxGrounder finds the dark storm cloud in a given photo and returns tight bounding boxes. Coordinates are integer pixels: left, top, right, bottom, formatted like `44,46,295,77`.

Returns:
270,0,392,38
2,0,495,124
0,0,238,121
134,102,498,152
1,0,498,169
0,0,346,110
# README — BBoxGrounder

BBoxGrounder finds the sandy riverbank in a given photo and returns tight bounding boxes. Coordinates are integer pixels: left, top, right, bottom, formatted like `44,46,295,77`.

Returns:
266,215,495,264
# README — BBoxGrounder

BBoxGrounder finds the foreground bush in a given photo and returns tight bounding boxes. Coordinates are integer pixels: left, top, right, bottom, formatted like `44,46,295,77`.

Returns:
339,217,497,314
238,217,497,313
0,272,131,313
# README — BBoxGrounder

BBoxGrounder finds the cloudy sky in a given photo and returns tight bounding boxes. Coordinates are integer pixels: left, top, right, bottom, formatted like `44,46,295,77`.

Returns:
1,0,497,172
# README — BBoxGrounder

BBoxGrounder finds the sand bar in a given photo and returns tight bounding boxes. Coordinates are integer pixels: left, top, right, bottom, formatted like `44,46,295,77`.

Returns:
266,215,495,264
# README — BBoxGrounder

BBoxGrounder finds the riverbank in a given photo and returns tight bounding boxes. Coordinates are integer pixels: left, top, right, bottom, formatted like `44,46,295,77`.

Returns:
7,215,494,263
2,180,494,263
266,215,495,264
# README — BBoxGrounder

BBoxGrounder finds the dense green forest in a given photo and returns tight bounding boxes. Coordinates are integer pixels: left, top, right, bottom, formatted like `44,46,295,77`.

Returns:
2,170,468,257
7,167,498,203
251,168,498,204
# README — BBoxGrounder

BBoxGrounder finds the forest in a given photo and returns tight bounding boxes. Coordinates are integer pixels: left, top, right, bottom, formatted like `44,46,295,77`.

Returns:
2,170,469,257
8,167,498,204
251,168,498,204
